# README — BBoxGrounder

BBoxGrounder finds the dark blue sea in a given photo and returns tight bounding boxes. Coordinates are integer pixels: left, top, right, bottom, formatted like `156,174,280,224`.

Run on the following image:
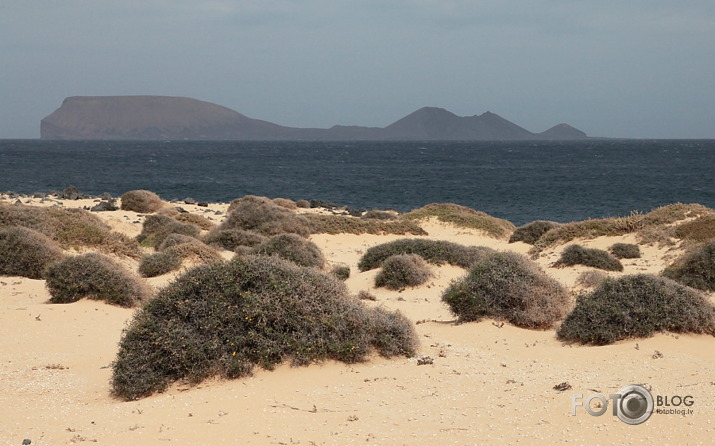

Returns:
1,139,714,226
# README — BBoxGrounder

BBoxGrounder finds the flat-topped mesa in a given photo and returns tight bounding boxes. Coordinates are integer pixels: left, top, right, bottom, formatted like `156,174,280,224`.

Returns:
41,96,589,140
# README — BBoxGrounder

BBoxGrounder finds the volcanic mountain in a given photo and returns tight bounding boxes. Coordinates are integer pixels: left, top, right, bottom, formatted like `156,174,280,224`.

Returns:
41,96,588,140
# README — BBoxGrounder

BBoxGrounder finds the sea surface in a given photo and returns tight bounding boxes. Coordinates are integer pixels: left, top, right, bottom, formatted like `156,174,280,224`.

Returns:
1,139,714,226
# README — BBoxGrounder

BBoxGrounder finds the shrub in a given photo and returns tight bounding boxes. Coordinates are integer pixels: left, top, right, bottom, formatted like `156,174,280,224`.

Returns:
136,215,201,249
358,238,494,271
662,240,715,291
250,233,324,269
576,270,608,288
120,190,165,213
673,216,715,242
164,241,223,264
0,203,141,258
203,229,266,251
375,254,432,290
0,226,65,279
110,255,418,400
331,265,351,280
401,203,515,239
138,251,182,278
509,220,561,245
220,197,311,237
609,243,641,259
557,274,715,345
357,290,377,301
442,251,570,329
273,198,297,209
45,253,148,307
306,214,426,236
174,213,215,231
362,210,398,221
554,245,623,271
157,233,200,251
296,200,311,208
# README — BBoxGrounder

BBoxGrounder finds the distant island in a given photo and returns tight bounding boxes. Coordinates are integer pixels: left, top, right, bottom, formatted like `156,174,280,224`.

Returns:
40,96,588,141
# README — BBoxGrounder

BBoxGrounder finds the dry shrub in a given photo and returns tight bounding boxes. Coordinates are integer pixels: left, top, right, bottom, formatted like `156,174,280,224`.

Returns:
164,241,223,264
220,197,311,237
155,207,181,218
120,190,165,213
136,215,200,249
442,251,570,329
509,220,561,245
273,198,297,209
141,240,223,278
306,214,426,236
673,215,715,242
331,265,351,280
175,213,215,231
203,229,266,251
362,210,398,221
0,226,65,279
554,245,623,271
662,240,715,291
138,251,182,278
45,253,149,307
157,233,200,251
111,255,418,400
358,238,494,271
401,203,515,239
226,195,272,213
576,270,608,288
250,233,324,268
296,200,311,208
557,274,715,345
0,203,141,258
609,243,641,259
374,254,432,290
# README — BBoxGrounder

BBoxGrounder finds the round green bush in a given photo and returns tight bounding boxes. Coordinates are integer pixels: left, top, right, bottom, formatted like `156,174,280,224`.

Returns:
0,226,65,279
557,274,715,345
374,254,432,290
45,253,149,307
508,220,561,245
250,233,324,268
120,190,165,213
331,265,351,281
111,255,418,400
555,244,624,271
609,243,641,259
203,229,266,251
138,251,183,278
358,238,494,271
662,240,715,291
442,251,570,329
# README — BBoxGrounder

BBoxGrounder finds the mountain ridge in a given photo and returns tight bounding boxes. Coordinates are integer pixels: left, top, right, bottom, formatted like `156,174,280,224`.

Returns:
41,96,588,140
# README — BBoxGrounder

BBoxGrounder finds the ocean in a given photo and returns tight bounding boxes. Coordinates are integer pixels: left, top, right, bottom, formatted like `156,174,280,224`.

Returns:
1,139,713,226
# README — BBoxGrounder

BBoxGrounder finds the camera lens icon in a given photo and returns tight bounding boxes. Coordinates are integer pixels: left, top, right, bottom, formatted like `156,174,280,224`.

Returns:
615,385,654,425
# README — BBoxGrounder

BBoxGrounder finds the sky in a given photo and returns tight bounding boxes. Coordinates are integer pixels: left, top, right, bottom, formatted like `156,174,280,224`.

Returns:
1,1,714,139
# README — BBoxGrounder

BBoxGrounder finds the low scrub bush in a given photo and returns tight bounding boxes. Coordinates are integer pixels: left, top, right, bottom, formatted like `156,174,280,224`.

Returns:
164,241,223,264
662,240,715,291
0,226,65,279
673,216,715,242
296,200,311,208
609,243,641,259
203,229,266,251
120,190,165,213
306,214,426,236
401,203,515,239
442,251,570,329
157,233,200,251
138,251,182,278
576,270,608,288
220,197,311,237
0,203,141,258
375,254,432,290
509,220,561,245
557,274,715,345
331,265,350,280
111,255,418,400
250,233,324,269
273,198,297,209
45,253,148,307
362,210,398,221
136,215,201,249
174,213,215,231
140,240,223,277
554,245,623,271
358,238,494,271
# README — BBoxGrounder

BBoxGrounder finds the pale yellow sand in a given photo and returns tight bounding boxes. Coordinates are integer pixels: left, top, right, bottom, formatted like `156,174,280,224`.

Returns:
0,197,713,445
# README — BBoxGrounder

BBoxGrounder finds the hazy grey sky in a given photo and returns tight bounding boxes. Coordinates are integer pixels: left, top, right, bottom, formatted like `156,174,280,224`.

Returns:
2,1,714,138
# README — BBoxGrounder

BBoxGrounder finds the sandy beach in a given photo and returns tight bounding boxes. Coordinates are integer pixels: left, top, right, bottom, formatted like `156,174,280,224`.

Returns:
1,194,713,445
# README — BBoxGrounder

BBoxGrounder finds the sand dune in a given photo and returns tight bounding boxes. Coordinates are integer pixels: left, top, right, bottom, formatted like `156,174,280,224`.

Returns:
1,196,713,445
